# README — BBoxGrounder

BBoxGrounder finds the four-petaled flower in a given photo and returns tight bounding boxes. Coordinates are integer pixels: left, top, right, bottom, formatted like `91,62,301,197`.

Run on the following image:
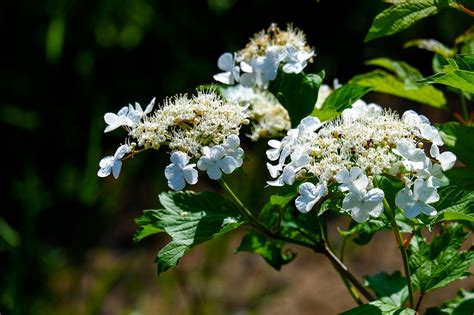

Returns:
393,139,426,171
222,135,244,167
342,188,385,223
430,144,456,171
103,106,134,133
198,145,238,180
281,45,314,74
165,151,198,191
213,52,240,85
336,167,368,193
295,182,328,213
97,144,131,179
395,179,440,218
127,98,155,125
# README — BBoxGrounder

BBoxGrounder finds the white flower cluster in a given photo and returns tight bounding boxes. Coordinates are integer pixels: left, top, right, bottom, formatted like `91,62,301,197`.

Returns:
214,23,314,89
266,100,456,223
98,90,249,191
220,85,291,141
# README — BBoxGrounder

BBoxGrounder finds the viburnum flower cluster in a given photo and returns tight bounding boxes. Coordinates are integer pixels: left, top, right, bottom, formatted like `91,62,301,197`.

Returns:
97,90,249,190
219,85,291,141
214,23,314,89
266,100,456,223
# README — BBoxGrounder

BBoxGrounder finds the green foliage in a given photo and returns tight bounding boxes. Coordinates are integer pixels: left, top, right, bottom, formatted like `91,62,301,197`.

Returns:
269,69,324,127
432,185,474,223
236,231,296,270
425,289,474,315
339,300,415,315
419,55,474,94
365,272,409,308
311,83,372,121
409,223,474,293
0,217,20,251
350,69,446,108
404,39,456,58
364,0,453,42
339,218,388,245
134,191,244,275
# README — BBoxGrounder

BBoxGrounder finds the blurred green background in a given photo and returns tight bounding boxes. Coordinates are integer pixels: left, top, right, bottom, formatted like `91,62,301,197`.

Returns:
1,1,472,314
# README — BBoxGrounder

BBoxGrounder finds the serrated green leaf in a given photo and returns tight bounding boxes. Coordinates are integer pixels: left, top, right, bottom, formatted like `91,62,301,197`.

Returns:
269,69,324,127
420,56,474,93
236,231,296,270
404,39,456,58
431,186,474,223
365,272,409,307
350,70,446,108
365,0,451,42
311,84,372,121
425,289,474,315
409,223,474,293
340,300,415,315
134,191,244,275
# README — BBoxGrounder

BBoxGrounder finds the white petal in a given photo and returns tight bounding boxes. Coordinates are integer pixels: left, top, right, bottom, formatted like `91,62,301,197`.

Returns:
240,73,255,87
183,166,198,185
342,192,361,211
207,165,222,180
417,202,437,216
240,61,253,73
218,156,238,174
197,156,212,171
170,151,189,169
282,166,296,185
395,187,415,210
351,206,370,223
97,167,111,177
168,174,186,191
210,145,226,160
438,151,456,171
165,163,181,180
144,98,155,114
267,162,282,178
299,182,317,198
114,144,130,160
430,144,440,158
282,62,303,74
111,160,122,179
217,52,234,71
336,169,350,185
213,72,233,85
295,195,317,213
225,134,240,149
99,156,114,168
117,106,129,116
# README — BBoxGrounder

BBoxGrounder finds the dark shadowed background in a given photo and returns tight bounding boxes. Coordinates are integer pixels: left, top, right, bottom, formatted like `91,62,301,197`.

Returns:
1,0,472,314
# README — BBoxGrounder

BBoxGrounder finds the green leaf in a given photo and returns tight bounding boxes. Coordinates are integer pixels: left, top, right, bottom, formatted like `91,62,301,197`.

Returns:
432,186,474,223
339,218,389,245
425,289,474,315
0,217,20,251
134,191,244,275
365,0,451,42
340,300,415,315
404,39,456,58
236,231,296,270
269,69,325,127
365,272,409,307
419,56,474,94
365,58,425,89
437,122,474,167
409,223,474,293
350,70,446,108
311,84,372,121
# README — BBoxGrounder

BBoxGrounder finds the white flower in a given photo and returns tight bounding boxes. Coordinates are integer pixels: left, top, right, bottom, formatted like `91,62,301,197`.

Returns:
281,45,314,74
416,159,446,188
341,100,383,121
97,144,131,178
103,106,134,133
165,151,198,191
240,47,280,89
213,52,241,85
266,165,297,186
401,110,430,126
197,145,238,180
393,139,426,171
342,188,385,223
295,182,328,213
266,148,310,187
336,167,368,193
419,124,443,145
127,98,155,124
395,179,439,218
430,144,456,171
222,135,244,167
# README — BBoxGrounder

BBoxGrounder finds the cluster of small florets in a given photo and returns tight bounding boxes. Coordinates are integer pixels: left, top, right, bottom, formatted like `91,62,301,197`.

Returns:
266,100,456,223
97,90,249,191
220,85,291,141
213,23,314,89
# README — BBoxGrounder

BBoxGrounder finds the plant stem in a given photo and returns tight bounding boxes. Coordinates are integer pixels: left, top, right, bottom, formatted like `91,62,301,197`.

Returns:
382,197,415,308
415,292,425,312
451,2,474,16
321,243,376,302
219,179,374,303
337,236,364,305
460,92,470,125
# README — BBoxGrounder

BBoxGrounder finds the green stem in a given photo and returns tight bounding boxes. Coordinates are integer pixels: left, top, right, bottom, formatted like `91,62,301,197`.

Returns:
451,2,474,16
337,237,363,305
415,292,425,312
219,179,374,303
382,197,415,308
